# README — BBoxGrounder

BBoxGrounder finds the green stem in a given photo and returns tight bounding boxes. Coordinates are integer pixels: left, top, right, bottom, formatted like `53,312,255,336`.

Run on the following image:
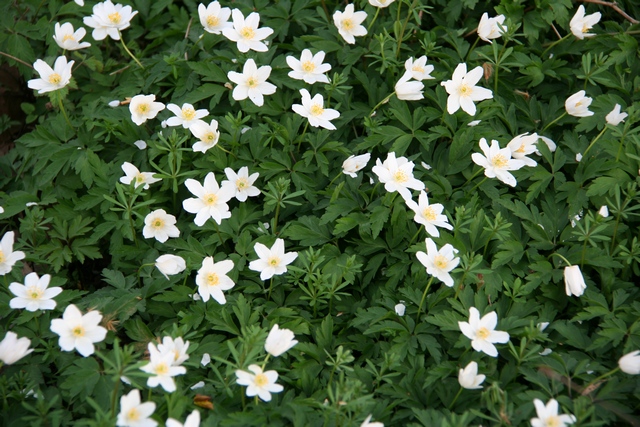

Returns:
549,252,572,267
448,387,463,409
369,93,394,117
298,121,309,152
463,168,484,186
367,8,381,32
261,354,271,370
469,176,488,193
273,203,281,235
615,133,627,162
395,0,419,59
610,210,622,253
541,111,567,133
58,97,73,129
582,126,607,158
415,276,434,324
214,222,223,245
267,277,274,301
327,171,343,188
493,41,508,94
118,31,144,69
408,225,424,246
582,367,620,394
541,33,571,58
465,37,479,62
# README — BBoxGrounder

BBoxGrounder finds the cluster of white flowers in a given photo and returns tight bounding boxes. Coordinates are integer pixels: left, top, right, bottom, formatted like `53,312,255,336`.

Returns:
140,337,189,393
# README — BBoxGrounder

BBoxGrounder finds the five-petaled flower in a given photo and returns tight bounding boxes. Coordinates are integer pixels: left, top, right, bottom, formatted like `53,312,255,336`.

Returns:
416,238,459,287
458,307,510,357
235,364,284,402
195,256,235,304
28,56,74,94
371,152,425,201
530,398,576,427
53,22,91,50
333,4,367,44
120,162,162,189
404,56,435,81
570,5,601,40
405,191,453,237
143,209,180,243
248,238,298,280
0,231,26,276
471,138,526,187
292,89,340,130
83,0,138,41
222,9,273,53
441,63,493,116
9,272,62,312
50,304,108,357
166,103,208,129
183,172,235,226
190,119,221,153
286,49,332,84
198,1,232,35
129,94,165,125
228,58,277,107
221,167,260,202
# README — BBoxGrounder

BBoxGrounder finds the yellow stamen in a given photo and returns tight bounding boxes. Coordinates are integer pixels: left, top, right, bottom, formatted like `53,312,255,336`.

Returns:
422,207,437,222
458,84,471,96
268,257,280,266
433,254,448,269
137,103,149,114
206,15,219,27
127,408,140,421
236,178,248,190
206,273,219,287
477,327,490,339
240,26,255,40
254,373,269,387
341,19,354,31
204,193,217,206
310,104,324,116
72,326,85,337
155,362,169,375
301,61,315,73
62,34,75,42
182,106,196,121
393,170,408,183
0,250,5,263
48,73,62,84
492,154,508,168
108,12,121,24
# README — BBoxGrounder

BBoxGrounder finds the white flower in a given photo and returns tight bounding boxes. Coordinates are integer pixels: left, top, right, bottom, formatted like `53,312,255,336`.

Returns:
477,13,507,42
189,119,220,153
565,90,594,117
404,56,434,80
83,0,138,41
195,257,235,304
507,132,539,167
575,153,583,162
50,304,108,357
618,350,640,375
539,348,553,356
361,415,384,427
458,361,486,389
74,0,84,5
441,63,493,116
182,172,235,226
0,231,26,275
235,364,284,402
395,72,424,101
158,336,190,368
342,153,371,178
142,209,179,243
286,49,331,84
372,152,425,201
0,206,4,214
598,205,609,217
109,100,121,107
471,138,526,187
166,410,200,427
248,238,298,280
530,398,576,427
165,103,208,129
265,324,298,357
221,167,260,202
537,322,550,332
27,56,74,94
416,238,460,287
198,2,232,34
405,191,453,237
606,104,627,126
53,22,91,50
200,353,211,366
468,120,481,127
134,140,147,150
570,5,601,40
394,303,406,316
119,162,161,189
458,307,510,357
140,342,186,393
536,136,557,155
564,265,586,297
368,0,395,7
292,89,340,130
0,332,33,365
227,59,276,107
116,389,157,427
155,254,186,279
222,9,273,53
129,94,165,125
333,4,367,44
9,272,62,312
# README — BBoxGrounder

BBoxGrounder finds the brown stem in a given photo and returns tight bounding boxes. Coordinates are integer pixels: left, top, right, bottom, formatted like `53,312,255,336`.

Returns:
0,51,33,68
577,0,639,24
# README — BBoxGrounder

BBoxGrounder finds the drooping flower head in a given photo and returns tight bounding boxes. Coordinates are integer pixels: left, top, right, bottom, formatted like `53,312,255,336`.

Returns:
27,56,74,94
395,72,424,101
478,13,507,42
441,63,493,116
155,255,186,279
565,90,594,117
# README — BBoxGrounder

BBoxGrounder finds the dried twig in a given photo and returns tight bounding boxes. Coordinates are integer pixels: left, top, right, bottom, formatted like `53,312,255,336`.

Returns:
0,51,33,68
184,17,193,61
578,0,639,24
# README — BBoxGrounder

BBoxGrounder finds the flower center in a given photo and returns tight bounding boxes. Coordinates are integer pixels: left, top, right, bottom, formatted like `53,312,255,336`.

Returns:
412,65,424,73
458,84,471,96
491,154,508,168
341,19,354,31
152,219,164,229
72,326,85,337
108,12,121,24
268,257,280,267
247,77,258,88
137,103,150,114
206,273,219,287
546,416,561,427
254,373,269,387
236,177,248,190
301,61,316,73
433,254,448,269
422,207,437,222
206,15,219,27
48,73,62,84
127,408,140,421
393,170,408,183
62,34,75,42
204,132,217,144
582,24,589,33
155,362,169,375
182,106,196,121
0,250,5,263
477,327,490,339
515,143,526,153
240,26,255,40
203,193,218,206
135,173,146,184
27,285,43,300
310,104,324,116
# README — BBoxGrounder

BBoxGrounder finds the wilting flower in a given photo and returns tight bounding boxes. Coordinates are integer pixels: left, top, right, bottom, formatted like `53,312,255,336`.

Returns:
458,307,510,357
530,398,576,427
333,4,367,44
235,364,284,402
129,94,165,125
405,191,453,237
83,0,138,41
53,22,91,50
221,167,260,202
0,332,33,365
27,56,74,94
342,153,371,178
155,255,186,279
471,138,526,187
9,272,62,312
166,103,208,129
50,304,108,357
565,90,594,117
265,324,298,357
368,0,395,7
606,104,627,126
195,256,235,304
564,265,586,297
157,336,190,366
0,231,26,275
227,59,276,107
140,342,186,392
404,56,434,81
119,162,161,189
416,238,460,287
292,89,340,130
371,152,425,201
166,410,200,427
143,209,180,243
182,172,235,226
395,72,424,101
198,1,232,34
134,140,147,150
189,119,220,153
618,350,640,375
458,361,486,389
507,133,540,167
478,13,507,42
117,389,157,427
286,49,331,84
248,238,298,280
394,303,406,316
441,63,493,116
570,5,601,40
222,9,273,53
361,415,384,427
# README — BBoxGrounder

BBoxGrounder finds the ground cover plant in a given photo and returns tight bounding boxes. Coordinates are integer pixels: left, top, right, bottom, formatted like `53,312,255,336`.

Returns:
1,0,640,425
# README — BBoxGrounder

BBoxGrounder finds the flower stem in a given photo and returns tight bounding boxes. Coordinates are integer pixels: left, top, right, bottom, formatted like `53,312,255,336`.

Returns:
369,93,394,117
583,367,620,394
541,33,571,58
261,354,271,370
367,8,381,32
415,276,434,324
582,126,608,158
549,252,572,266
448,387,463,409
465,37,480,62
408,225,424,246
298,121,309,152
267,277,274,301
541,111,567,133
58,97,73,129
463,168,484,186
395,0,418,59
469,176,488,193
118,31,144,69
327,171,343,189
